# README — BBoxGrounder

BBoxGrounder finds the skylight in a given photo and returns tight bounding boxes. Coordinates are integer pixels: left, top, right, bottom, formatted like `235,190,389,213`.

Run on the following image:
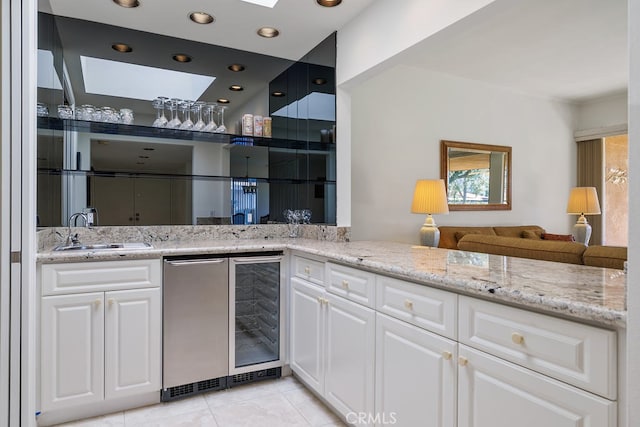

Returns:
80,56,215,101
37,49,63,90
240,0,280,8
271,92,335,121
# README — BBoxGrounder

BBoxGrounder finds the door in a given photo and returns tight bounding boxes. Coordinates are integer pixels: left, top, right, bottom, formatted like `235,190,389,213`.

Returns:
375,313,457,427
457,345,616,427
40,293,105,411
104,288,161,399
289,277,325,394
325,293,375,422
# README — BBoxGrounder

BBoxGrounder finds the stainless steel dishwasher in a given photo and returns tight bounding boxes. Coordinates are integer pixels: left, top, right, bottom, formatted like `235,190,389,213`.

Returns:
162,256,229,401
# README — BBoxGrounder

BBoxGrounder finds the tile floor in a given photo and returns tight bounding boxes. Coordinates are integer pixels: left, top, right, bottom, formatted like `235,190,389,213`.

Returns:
55,375,347,427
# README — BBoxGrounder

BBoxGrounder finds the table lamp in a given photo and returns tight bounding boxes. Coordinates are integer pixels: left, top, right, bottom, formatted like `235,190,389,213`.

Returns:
566,187,601,245
411,179,449,247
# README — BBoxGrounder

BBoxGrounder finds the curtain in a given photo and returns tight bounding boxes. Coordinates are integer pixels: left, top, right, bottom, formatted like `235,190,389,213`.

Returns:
576,139,603,245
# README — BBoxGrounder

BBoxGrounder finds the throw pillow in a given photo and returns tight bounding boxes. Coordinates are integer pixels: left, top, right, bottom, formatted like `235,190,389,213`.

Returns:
455,231,480,241
542,233,575,242
522,230,543,239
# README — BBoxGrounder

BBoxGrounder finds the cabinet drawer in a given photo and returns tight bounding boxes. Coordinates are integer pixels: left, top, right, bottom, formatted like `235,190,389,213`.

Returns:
41,259,162,296
459,296,617,399
376,275,457,339
291,254,325,286
325,262,375,308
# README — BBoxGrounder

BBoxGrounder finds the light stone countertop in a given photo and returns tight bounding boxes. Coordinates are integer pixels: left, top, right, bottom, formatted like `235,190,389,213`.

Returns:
36,238,627,329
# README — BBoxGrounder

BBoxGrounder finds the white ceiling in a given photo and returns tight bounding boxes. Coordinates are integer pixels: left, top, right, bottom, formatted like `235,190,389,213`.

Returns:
400,0,628,103
41,0,375,61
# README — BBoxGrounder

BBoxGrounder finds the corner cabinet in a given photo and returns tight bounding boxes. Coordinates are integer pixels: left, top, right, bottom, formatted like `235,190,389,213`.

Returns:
38,259,162,421
288,253,620,427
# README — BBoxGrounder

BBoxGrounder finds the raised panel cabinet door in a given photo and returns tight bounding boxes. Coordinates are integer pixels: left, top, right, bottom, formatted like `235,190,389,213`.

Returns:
289,277,325,394
325,293,375,423
104,288,161,399
40,293,105,412
457,345,617,427
375,313,457,427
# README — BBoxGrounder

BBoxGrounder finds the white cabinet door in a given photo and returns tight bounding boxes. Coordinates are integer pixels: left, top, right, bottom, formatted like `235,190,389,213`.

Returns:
290,277,325,395
458,345,617,427
104,288,161,399
41,293,104,411
375,313,457,427
325,292,375,422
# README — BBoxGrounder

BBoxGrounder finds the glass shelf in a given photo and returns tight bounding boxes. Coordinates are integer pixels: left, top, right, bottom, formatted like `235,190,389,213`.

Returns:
37,117,336,153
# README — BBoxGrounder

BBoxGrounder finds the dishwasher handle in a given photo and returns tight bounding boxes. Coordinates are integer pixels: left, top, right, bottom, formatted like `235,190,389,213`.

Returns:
231,256,283,264
164,258,227,267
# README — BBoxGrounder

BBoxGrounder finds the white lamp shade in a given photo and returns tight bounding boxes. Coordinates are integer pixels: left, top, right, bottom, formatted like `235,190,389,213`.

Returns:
566,187,601,215
411,179,449,214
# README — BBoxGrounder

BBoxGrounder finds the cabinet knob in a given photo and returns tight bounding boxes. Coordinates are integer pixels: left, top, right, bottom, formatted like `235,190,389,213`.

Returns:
341,280,349,289
304,266,311,274
404,299,414,310
511,332,525,345
442,351,452,360
458,356,468,367
108,298,115,307
94,299,101,307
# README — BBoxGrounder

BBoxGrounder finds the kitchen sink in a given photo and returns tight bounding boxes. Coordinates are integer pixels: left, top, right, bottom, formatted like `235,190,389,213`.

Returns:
53,242,152,251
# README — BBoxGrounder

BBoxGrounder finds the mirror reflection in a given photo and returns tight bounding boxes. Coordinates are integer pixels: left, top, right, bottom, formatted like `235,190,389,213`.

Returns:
36,12,337,227
440,140,511,211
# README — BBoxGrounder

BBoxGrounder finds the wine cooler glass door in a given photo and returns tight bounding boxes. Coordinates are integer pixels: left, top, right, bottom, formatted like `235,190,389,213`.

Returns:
229,256,284,375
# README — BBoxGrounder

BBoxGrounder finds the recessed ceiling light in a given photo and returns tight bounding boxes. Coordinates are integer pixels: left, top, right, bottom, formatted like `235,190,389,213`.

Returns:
217,98,230,104
228,64,245,72
312,78,327,85
316,0,341,6
229,85,244,91
112,43,132,53
271,91,285,97
189,11,214,24
257,27,279,38
172,54,192,63
113,0,140,8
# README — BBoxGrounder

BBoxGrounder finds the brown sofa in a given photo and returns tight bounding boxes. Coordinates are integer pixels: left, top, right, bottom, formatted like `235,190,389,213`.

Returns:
439,225,627,269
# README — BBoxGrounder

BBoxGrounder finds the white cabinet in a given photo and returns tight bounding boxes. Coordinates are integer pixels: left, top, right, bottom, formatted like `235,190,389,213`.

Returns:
290,255,375,423
375,312,457,427
457,345,617,427
39,259,162,415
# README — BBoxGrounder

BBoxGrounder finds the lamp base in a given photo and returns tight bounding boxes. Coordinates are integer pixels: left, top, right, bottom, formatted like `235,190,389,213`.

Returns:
419,215,440,247
572,219,592,245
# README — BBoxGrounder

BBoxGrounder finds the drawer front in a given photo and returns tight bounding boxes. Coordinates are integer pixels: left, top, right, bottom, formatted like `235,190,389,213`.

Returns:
459,296,617,399
41,259,162,296
291,254,325,286
325,262,375,308
376,275,457,339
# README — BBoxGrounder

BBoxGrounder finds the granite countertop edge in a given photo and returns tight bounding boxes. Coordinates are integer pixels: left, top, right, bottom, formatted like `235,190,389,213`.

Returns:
36,238,627,329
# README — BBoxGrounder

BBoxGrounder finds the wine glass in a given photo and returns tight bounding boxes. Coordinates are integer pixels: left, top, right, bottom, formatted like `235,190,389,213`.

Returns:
151,96,168,127
192,101,206,131
179,100,194,130
202,102,218,132
214,105,227,133
166,98,182,129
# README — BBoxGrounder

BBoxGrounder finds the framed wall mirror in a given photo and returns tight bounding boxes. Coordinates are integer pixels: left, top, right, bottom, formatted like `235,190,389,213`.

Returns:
440,140,511,211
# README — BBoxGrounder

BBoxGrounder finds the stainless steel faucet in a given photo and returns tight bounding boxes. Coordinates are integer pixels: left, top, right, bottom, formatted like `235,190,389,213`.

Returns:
66,212,89,246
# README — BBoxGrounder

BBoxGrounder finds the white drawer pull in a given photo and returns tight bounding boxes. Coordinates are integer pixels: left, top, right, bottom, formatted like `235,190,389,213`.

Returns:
458,356,468,367
404,299,414,310
304,266,311,274
511,332,525,345
442,351,452,360
94,299,101,307
341,280,349,289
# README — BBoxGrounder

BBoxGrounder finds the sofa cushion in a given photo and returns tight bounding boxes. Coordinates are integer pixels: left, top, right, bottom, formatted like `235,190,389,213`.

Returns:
438,226,496,250
493,225,545,238
457,234,587,265
542,233,575,242
583,245,627,270
522,230,543,239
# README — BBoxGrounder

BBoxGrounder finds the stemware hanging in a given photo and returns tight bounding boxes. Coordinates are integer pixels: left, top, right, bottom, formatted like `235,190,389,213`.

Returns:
166,98,182,129
202,102,218,132
151,96,168,127
214,105,227,133
192,101,206,131
179,100,194,130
